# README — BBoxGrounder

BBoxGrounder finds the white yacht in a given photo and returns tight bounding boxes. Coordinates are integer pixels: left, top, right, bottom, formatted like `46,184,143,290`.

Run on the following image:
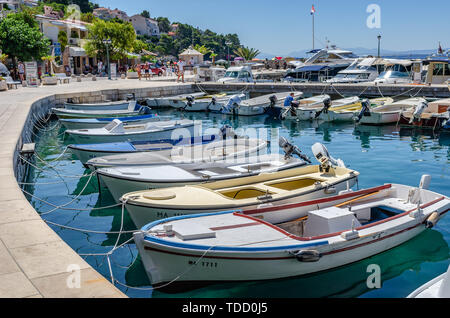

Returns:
373,59,413,84
326,57,379,83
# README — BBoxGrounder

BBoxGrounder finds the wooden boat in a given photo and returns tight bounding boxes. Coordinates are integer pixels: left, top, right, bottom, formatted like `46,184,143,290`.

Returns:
64,100,137,111
399,98,450,129
65,118,197,144
356,97,427,125
133,175,450,291
407,265,450,298
85,137,268,169
122,144,359,228
318,98,394,122
280,95,331,120
220,92,303,116
296,96,360,120
59,114,161,130
98,153,308,203
146,92,206,108
52,104,151,119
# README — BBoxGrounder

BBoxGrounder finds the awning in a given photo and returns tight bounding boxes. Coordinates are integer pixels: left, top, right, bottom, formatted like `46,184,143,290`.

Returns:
69,46,87,57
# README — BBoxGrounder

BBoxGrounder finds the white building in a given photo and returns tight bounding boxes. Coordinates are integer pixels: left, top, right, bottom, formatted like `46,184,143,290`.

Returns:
129,14,160,37
93,7,129,21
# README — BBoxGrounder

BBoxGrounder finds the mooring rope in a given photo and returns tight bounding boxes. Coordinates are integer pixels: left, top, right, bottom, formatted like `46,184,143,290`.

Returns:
18,154,93,178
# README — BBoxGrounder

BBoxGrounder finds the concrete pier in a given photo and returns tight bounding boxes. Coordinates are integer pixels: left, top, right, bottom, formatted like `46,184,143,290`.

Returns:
197,82,450,98
0,78,195,298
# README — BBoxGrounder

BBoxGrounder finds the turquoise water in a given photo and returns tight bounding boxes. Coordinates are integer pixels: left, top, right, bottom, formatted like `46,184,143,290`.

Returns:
23,109,450,298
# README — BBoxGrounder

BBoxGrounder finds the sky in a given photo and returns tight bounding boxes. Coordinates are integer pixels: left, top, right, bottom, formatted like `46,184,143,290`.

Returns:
96,0,450,56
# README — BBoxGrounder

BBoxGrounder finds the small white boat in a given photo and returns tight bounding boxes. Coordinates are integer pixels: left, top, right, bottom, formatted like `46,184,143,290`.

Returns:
98,153,308,203
64,100,137,111
86,136,268,169
52,104,151,119
133,175,450,291
170,93,228,109
399,98,450,129
318,98,394,122
59,114,161,130
356,97,427,125
280,95,331,120
407,265,450,298
184,93,248,112
146,92,206,108
65,118,197,144
296,96,360,120
221,92,303,116
122,144,359,228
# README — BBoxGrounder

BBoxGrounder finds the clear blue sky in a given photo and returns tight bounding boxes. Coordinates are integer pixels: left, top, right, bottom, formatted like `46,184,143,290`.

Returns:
96,0,449,56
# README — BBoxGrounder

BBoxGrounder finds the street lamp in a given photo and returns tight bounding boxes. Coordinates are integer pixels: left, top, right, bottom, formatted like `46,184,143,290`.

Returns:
377,34,382,58
225,41,232,67
103,39,112,80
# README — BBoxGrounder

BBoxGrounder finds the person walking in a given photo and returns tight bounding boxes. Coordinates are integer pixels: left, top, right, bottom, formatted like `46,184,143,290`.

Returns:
177,59,186,83
18,61,25,82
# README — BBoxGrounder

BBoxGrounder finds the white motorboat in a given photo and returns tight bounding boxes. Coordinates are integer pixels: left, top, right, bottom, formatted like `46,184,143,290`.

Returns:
133,175,450,291
407,265,450,298
85,136,268,169
326,58,379,84
318,98,394,122
183,93,247,112
296,96,360,120
52,104,151,119
399,98,450,129
121,143,359,227
146,92,206,108
170,93,228,109
98,152,309,203
64,100,137,111
59,114,161,130
280,95,331,120
65,118,197,144
221,92,303,116
373,59,413,84
355,97,427,125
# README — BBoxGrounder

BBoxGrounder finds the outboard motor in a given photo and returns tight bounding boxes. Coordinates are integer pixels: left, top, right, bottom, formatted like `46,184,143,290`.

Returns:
314,97,332,119
279,137,311,163
410,101,428,124
185,95,195,108
269,95,278,108
355,99,371,123
221,95,242,115
219,125,236,139
205,96,217,112
311,142,346,173
126,93,136,101
280,100,300,120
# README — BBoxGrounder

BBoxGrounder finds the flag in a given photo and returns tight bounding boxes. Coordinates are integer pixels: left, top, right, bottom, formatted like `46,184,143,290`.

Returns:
311,5,316,15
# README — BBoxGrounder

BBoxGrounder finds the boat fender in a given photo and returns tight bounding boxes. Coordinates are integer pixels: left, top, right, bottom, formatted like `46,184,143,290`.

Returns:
292,250,322,262
425,212,440,229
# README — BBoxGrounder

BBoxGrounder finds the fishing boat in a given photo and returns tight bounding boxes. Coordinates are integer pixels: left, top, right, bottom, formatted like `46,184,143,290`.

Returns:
183,93,248,112
65,118,197,144
59,114,161,130
68,134,222,166
407,265,450,298
355,97,427,125
398,98,450,129
85,136,268,170
317,98,394,122
133,175,450,291
280,95,331,120
98,152,309,203
146,92,206,108
296,96,360,120
64,100,137,111
170,93,228,109
121,143,359,228
220,92,303,116
52,104,151,119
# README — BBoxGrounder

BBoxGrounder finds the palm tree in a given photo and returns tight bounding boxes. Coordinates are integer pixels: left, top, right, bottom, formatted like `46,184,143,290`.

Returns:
233,46,260,61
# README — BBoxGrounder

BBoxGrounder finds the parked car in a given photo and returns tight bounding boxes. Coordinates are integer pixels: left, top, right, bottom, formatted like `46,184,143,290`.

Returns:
150,66,165,76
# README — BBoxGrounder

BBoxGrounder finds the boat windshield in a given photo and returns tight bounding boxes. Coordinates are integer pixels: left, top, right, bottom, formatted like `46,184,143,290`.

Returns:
377,71,410,79
224,71,239,78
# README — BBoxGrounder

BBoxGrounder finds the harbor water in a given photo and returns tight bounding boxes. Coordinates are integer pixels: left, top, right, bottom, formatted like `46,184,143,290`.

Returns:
23,107,450,298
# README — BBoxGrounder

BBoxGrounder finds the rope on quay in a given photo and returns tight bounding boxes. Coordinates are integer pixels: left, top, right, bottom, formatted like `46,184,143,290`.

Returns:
329,84,346,98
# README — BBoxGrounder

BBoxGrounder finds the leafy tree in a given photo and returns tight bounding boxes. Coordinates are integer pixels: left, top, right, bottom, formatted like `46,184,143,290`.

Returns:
81,12,96,23
42,0,98,13
156,17,171,33
84,19,137,61
132,39,148,54
0,12,50,68
141,10,150,19
57,30,68,53
194,44,211,55
233,46,260,61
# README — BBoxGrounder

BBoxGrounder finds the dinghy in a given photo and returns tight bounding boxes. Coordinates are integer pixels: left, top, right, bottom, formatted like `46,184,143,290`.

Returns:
280,95,331,120
121,143,359,228
220,92,303,116
407,265,450,298
98,152,309,203
133,175,450,291
399,98,450,129
355,97,427,125
85,136,268,170
296,96,360,120
182,93,248,112
65,118,197,144
52,104,151,119
64,100,137,111
317,98,394,122
146,92,206,108
59,114,161,130
170,93,228,109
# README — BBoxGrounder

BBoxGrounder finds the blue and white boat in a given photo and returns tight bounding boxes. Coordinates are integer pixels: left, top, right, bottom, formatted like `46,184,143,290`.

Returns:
64,100,137,111
59,114,162,130
52,104,151,119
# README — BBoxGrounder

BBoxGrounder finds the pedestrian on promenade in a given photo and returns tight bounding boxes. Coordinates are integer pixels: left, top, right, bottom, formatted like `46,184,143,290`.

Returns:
18,61,25,82
177,59,185,83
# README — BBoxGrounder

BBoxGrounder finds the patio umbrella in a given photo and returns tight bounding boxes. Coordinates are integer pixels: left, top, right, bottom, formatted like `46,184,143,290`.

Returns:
216,59,227,64
275,56,283,60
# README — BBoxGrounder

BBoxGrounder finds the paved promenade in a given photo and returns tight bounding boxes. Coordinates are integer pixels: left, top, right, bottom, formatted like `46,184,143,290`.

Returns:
0,78,192,298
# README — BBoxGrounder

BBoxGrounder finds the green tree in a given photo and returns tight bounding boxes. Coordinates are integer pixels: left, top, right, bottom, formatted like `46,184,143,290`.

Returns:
156,17,171,33
233,46,260,61
42,0,98,13
84,19,136,61
57,30,68,53
0,12,50,68
141,10,150,19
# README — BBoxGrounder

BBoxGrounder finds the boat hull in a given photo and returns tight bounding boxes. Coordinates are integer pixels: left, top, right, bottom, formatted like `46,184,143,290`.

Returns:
398,114,447,129
357,111,400,125
59,115,159,130
64,101,133,111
